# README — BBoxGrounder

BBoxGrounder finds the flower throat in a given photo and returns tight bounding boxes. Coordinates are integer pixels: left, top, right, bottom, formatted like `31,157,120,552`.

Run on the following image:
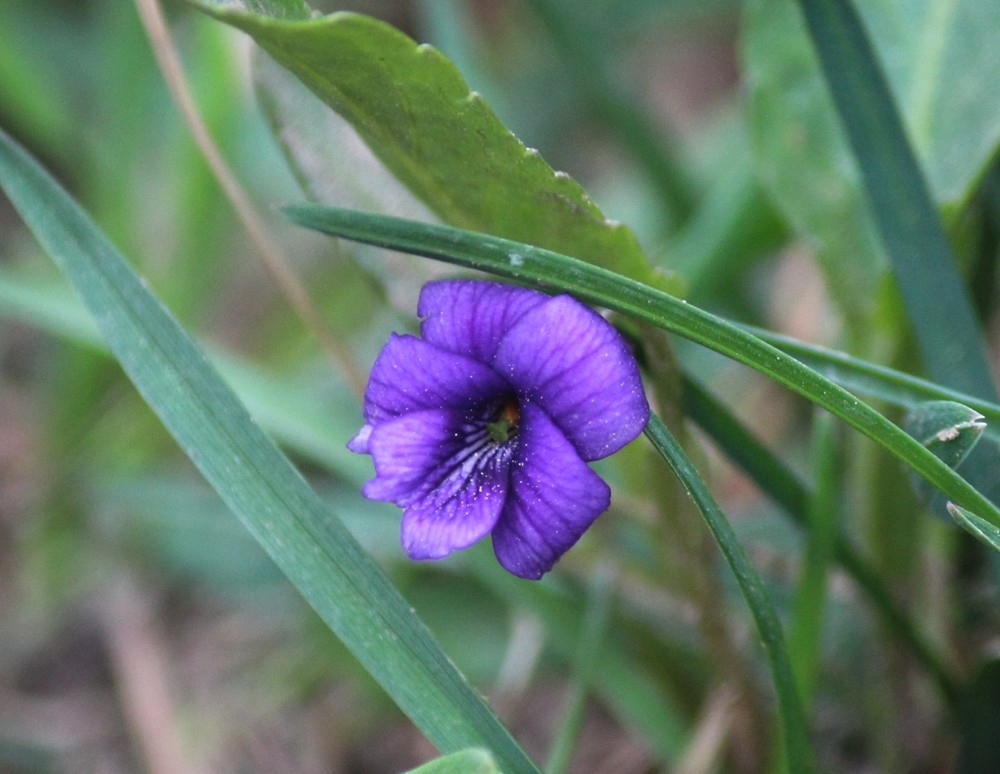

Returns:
487,399,520,444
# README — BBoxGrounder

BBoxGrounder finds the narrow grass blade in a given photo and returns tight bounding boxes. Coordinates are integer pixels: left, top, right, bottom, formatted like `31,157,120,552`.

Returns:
743,325,1000,447
644,415,815,774
795,0,996,400
788,412,839,703
0,129,541,774
282,204,1000,530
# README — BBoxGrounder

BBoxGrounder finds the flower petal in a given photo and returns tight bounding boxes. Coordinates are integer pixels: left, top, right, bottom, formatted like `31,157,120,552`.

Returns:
346,423,372,453
418,280,549,364
362,333,510,424
364,409,515,560
492,295,649,460
491,403,611,579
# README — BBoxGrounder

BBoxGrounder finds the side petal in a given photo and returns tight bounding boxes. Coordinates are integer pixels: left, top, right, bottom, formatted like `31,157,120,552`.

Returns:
364,409,514,560
346,423,372,453
418,280,549,364
493,295,649,460
492,403,611,580
362,333,510,424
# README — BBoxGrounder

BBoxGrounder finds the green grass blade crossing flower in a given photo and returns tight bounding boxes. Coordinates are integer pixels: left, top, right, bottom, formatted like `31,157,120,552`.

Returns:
282,204,1000,531
0,129,542,774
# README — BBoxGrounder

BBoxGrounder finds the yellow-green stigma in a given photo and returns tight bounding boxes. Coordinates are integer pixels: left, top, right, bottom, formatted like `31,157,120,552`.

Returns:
487,400,520,443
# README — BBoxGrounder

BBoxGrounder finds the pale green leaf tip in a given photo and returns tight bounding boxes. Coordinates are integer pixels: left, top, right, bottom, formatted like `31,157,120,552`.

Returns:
948,502,1000,554
403,748,499,774
904,400,986,470
182,0,312,22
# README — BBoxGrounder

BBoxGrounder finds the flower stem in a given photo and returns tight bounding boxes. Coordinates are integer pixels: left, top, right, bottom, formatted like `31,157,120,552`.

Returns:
644,414,816,774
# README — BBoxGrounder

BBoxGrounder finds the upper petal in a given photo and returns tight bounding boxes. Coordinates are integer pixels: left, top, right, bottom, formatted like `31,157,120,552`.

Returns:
362,408,514,560
362,333,510,424
492,295,649,460
418,280,549,364
491,403,611,580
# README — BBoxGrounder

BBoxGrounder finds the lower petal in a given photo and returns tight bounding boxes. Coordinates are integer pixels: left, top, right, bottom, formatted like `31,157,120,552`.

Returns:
492,403,611,579
363,409,515,560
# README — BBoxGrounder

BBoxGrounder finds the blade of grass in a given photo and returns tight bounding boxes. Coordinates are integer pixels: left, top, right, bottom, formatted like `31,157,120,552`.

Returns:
787,412,838,703
282,205,1000,530
795,0,996,400
644,414,815,774
0,128,541,774
742,325,1000,447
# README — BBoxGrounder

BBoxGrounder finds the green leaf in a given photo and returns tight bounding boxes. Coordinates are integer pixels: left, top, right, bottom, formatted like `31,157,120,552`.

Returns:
188,2,676,294
948,503,1000,555
644,415,815,774
0,128,541,774
251,51,442,310
403,749,499,774
283,204,1000,532
788,412,839,704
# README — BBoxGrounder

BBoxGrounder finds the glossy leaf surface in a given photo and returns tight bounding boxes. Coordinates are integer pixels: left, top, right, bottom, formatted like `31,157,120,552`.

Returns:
188,1,675,294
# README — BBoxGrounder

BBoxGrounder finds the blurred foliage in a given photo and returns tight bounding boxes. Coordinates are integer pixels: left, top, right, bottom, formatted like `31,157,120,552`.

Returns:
1,0,999,772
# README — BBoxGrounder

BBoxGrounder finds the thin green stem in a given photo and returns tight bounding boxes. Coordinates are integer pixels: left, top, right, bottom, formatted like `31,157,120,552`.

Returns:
681,374,960,709
788,412,839,703
644,415,815,774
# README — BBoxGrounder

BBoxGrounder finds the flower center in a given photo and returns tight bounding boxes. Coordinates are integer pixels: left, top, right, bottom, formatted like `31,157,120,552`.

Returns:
486,398,520,444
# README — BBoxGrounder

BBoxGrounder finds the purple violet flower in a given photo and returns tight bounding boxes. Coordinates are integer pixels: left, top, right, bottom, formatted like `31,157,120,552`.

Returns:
349,279,650,579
